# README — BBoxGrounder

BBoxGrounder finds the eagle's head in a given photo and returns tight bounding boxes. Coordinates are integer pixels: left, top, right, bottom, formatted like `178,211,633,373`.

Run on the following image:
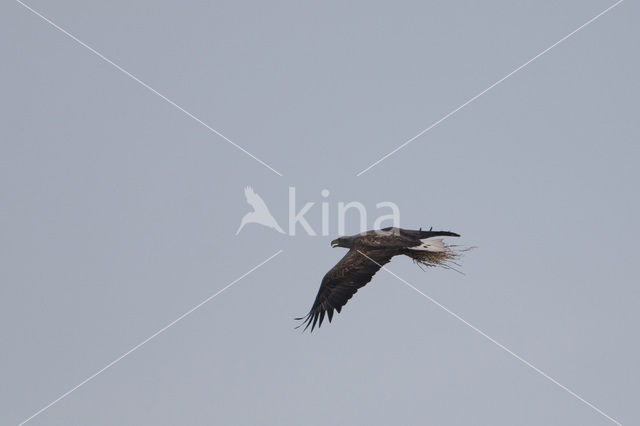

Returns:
331,236,354,248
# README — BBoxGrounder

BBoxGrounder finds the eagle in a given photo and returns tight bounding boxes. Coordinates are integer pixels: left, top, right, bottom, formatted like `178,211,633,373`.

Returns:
296,227,461,332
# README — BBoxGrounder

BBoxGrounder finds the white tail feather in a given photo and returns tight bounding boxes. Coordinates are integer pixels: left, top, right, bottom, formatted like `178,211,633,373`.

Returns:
409,239,445,252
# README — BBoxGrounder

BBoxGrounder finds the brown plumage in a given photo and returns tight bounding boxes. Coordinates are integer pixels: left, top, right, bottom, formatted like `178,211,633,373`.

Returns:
296,227,462,332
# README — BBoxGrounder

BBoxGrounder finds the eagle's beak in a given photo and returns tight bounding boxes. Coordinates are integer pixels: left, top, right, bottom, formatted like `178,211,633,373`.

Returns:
331,239,339,248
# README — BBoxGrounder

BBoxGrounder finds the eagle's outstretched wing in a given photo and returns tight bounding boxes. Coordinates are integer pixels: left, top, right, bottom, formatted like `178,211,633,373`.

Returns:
397,227,460,239
296,248,395,332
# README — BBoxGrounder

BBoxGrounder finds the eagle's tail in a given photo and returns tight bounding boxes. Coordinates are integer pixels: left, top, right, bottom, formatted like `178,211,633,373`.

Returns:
404,242,469,272
408,239,446,252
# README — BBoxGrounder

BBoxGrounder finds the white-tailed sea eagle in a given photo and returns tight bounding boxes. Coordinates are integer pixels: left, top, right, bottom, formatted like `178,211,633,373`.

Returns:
296,227,462,331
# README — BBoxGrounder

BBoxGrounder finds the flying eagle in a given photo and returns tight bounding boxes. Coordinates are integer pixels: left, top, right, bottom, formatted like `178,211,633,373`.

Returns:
296,227,461,332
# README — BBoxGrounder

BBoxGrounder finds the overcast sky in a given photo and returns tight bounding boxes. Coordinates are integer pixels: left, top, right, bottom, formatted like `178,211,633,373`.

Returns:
1,1,638,425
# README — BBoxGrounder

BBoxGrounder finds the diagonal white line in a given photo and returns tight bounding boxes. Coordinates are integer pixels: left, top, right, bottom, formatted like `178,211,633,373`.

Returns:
356,250,622,426
15,0,283,177
17,250,283,426
356,0,624,176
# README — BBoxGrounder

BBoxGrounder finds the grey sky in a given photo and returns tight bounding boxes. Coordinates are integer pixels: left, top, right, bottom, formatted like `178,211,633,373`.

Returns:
1,1,638,425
